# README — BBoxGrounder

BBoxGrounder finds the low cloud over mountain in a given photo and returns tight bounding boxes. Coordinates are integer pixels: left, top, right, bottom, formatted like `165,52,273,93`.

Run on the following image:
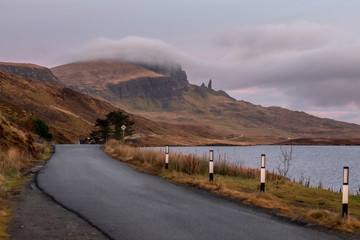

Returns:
61,21,360,123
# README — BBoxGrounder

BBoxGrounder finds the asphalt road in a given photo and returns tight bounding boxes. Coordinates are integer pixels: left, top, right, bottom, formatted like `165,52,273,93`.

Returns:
37,145,348,240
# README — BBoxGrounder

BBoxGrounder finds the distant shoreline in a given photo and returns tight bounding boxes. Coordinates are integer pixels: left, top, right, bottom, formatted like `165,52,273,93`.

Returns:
135,137,360,147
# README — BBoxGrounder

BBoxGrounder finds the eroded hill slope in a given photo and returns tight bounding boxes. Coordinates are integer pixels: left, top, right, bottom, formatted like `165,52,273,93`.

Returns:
51,59,360,144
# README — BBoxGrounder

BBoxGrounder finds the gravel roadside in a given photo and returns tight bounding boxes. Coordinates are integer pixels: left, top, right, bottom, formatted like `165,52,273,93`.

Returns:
7,174,109,240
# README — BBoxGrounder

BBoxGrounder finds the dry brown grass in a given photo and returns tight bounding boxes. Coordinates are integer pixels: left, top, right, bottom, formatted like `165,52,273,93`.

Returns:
0,112,53,239
104,140,283,178
0,144,51,240
0,149,28,174
0,148,29,240
104,140,360,234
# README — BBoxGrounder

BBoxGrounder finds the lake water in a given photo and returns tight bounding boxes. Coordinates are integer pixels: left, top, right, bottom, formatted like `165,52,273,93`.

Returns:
156,146,360,193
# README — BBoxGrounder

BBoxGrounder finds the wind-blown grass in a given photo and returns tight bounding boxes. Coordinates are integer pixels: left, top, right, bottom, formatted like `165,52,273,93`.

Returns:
0,142,52,239
105,140,284,179
104,140,360,234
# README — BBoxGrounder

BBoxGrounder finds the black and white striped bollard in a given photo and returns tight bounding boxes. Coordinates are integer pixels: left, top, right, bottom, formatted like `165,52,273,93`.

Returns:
342,166,349,218
260,154,266,193
209,150,214,182
165,145,169,169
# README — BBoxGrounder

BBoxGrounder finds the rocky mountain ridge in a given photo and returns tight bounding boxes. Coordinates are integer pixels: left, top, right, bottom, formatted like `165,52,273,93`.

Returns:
49,59,360,144
52,60,230,112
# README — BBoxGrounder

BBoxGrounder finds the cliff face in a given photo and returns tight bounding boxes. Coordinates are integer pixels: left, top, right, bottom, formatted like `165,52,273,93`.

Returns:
51,60,192,111
0,62,63,86
108,76,184,100
107,64,188,100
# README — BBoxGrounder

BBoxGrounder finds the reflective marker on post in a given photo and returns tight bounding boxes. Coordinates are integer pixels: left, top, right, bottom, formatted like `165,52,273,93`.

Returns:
342,166,349,218
209,150,214,182
165,145,169,169
260,154,266,193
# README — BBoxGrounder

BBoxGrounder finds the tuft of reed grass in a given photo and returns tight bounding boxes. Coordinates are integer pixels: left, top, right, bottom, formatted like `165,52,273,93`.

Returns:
105,140,285,180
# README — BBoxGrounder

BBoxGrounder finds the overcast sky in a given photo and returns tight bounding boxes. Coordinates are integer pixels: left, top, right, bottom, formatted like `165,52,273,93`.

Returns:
1,0,360,124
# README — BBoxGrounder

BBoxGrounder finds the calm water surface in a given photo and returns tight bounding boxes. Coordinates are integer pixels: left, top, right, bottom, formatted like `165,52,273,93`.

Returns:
158,146,360,193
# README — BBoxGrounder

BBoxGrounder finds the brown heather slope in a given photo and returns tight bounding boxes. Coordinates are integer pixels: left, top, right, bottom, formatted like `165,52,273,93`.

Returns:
0,71,118,143
51,59,360,145
0,71,233,145
0,113,35,154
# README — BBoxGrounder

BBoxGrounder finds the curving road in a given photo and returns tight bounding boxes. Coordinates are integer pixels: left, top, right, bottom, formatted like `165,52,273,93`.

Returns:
37,145,347,240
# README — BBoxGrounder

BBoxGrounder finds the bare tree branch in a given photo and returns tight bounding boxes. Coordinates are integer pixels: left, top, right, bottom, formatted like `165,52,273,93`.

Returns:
277,145,294,177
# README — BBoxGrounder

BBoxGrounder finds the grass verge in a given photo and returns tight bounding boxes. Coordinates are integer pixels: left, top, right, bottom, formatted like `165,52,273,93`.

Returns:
104,140,360,234
0,143,52,240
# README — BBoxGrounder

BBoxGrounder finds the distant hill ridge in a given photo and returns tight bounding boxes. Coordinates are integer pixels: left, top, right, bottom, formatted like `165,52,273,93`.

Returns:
0,62,63,86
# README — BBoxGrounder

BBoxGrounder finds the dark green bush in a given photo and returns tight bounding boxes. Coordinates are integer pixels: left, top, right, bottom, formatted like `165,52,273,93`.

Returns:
33,118,53,141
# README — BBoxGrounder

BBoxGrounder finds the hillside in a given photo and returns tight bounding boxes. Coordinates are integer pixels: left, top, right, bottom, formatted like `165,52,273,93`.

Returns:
51,59,360,144
0,112,35,154
0,62,63,86
0,109,54,240
0,71,233,145
0,71,120,143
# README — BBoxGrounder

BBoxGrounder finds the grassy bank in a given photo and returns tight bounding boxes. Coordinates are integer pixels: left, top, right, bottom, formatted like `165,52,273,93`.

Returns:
104,140,360,234
0,144,52,239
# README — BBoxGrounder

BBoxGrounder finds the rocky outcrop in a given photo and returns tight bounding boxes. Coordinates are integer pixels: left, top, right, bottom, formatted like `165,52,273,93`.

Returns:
105,64,191,110
0,62,63,86
139,63,189,86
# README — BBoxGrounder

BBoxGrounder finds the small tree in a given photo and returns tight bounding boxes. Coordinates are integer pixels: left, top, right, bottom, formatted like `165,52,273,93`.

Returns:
89,111,134,144
277,145,294,177
94,118,111,143
106,111,134,140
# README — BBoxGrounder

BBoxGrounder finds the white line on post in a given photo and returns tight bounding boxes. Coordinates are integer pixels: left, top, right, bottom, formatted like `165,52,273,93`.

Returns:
165,145,169,169
260,154,266,193
209,150,214,182
342,166,349,218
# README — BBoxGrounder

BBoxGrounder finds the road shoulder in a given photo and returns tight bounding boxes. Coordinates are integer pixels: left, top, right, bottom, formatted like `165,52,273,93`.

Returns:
7,175,109,240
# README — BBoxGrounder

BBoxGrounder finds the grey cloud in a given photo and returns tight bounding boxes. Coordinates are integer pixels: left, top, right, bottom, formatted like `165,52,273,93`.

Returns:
219,21,336,61
212,22,360,109
60,36,213,82
61,36,194,68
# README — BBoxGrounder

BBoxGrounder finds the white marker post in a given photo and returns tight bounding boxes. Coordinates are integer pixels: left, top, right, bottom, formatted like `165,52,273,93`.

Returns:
209,150,214,182
260,154,266,193
165,145,169,169
342,166,349,218
121,125,126,142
